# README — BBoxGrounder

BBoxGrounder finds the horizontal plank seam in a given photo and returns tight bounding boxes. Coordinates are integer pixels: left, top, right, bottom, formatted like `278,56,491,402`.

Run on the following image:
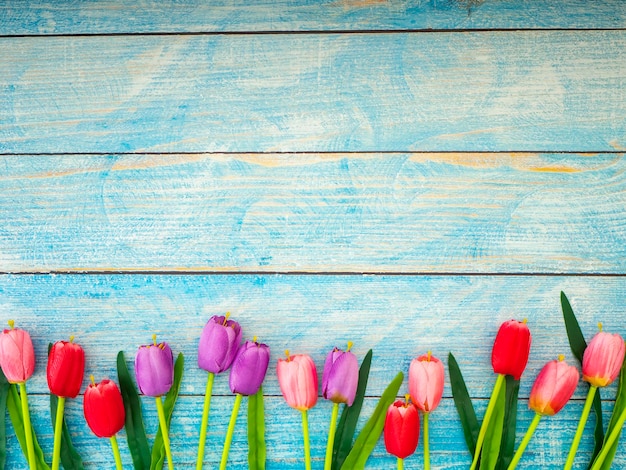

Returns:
2,27,625,39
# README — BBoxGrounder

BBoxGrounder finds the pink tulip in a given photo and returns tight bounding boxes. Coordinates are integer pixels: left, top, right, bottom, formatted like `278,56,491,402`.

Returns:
277,352,318,411
0,320,35,384
529,356,579,416
582,330,625,388
408,352,444,413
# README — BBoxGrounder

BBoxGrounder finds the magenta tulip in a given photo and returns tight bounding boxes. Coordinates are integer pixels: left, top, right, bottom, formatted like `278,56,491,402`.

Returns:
408,352,444,413
0,321,35,384
322,344,358,406
529,356,579,416
491,319,532,380
582,330,625,388
229,338,270,396
277,353,318,411
135,336,174,397
198,314,242,374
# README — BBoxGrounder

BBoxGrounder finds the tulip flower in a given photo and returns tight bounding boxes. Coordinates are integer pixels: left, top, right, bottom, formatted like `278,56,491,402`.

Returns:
409,352,444,470
508,356,579,469
471,319,531,470
322,342,359,470
220,337,270,470
0,320,36,470
196,313,242,470
277,352,318,470
135,335,175,470
384,396,419,470
565,327,625,470
84,376,126,470
47,337,85,470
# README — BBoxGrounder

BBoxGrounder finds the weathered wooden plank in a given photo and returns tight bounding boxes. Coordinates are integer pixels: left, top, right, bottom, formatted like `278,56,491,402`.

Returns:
1,0,625,35
3,395,613,469
2,153,625,273
1,274,624,468
1,274,624,398
1,32,625,154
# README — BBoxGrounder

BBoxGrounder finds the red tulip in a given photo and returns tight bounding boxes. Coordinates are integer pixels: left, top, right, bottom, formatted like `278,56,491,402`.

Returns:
582,330,625,388
384,397,419,459
277,352,318,411
529,356,579,416
84,377,126,438
0,320,35,384
491,319,532,380
47,338,85,398
408,352,444,413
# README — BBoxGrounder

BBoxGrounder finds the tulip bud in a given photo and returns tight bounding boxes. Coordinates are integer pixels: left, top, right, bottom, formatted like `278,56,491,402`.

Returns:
322,344,359,406
277,352,318,411
198,314,242,374
582,330,625,388
491,319,532,380
135,336,174,397
84,377,126,438
0,320,35,384
47,338,85,398
529,356,579,416
409,352,444,413
229,338,270,396
384,397,419,459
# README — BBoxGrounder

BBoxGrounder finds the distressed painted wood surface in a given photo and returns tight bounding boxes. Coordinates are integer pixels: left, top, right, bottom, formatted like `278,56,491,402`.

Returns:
2,0,626,35
1,153,626,274
2,1,626,469
0,274,625,469
1,32,625,154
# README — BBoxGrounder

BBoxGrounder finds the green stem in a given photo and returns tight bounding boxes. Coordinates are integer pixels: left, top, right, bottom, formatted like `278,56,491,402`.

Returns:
301,409,311,470
155,396,174,470
110,434,123,470
324,403,339,470
507,412,541,470
19,382,36,470
220,393,242,470
590,402,626,470
564,385,597,470
397,457,404,470
424,412,430,470
196,372,215,470
470,373,506,470
52,395,65,470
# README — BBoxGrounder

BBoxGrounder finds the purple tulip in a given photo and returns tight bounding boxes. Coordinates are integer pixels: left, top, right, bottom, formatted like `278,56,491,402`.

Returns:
198,314,242,374
229,338,270,396
135,336,174,397
322,344,359,406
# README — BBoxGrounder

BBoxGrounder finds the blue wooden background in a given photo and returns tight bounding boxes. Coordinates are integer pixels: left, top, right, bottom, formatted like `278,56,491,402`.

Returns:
1,1,625,468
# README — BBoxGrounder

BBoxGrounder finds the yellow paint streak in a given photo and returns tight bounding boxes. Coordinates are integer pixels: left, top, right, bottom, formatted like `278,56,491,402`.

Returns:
609,140,626,151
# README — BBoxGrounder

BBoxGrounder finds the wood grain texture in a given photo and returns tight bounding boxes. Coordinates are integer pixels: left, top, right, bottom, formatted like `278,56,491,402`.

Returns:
0,273,624,468
2,0,626,35
1,31,625,154
2,153,625,274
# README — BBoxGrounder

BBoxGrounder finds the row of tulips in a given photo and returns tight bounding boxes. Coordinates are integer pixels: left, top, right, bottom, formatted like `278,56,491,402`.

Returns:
1,292,626,469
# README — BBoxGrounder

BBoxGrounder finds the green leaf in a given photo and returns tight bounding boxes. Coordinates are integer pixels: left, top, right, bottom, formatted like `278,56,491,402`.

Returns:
48,343,84,470
50,395,84,470
481,376,506,470
0,370,10,469
6,383,50,469
150,353,184,470
561,291,604,467
339,371,403,470
247,386,266,470
117,351,151,470
332,349,372,470
448,352,479,456
595,349,626,470
496,377,520,470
